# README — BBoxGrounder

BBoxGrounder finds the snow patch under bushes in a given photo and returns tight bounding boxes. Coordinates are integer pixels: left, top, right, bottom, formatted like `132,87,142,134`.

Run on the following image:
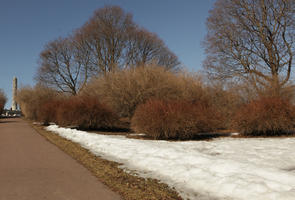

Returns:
46,125,295,200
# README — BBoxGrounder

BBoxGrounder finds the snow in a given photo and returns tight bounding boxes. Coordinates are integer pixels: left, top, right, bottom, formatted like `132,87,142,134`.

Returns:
46,125,295,200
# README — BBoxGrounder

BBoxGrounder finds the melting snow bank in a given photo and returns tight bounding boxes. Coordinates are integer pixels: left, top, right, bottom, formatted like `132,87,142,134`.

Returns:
46,125,295,200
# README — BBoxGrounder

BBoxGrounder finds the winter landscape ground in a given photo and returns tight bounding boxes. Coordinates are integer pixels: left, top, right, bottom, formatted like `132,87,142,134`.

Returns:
46,125,295,200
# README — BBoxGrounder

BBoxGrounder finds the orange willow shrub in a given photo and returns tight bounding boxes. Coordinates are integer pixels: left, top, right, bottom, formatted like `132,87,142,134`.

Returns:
233,97,295,136
131,99,223,140
55,95,119,130
37,99,62,125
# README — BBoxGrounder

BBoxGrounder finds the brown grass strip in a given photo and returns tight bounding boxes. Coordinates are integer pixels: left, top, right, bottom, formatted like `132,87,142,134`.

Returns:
30,121,182,200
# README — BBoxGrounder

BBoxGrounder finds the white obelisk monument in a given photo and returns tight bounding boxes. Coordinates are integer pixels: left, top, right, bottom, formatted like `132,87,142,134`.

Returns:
12,77,18,111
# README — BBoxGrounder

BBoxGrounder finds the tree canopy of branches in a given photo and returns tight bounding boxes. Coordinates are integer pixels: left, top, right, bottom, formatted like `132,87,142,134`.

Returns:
77,6,134,74
36,37,90,95
126,27,179,70
36,6,180,95
204,0,295,95
77,6,180,74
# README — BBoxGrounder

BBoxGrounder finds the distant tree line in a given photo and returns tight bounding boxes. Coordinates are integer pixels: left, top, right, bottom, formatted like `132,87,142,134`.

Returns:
36,6,180,95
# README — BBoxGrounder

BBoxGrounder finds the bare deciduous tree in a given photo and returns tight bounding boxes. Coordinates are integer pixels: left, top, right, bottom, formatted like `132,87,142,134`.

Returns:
204,0,295,95
77,6,180,73
36,6,180,94
78,6,134,75
72,31,94,86
126,27,180,70
36,37,90,95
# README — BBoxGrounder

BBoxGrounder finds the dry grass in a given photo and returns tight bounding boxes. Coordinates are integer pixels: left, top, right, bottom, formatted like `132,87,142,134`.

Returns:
30,121,182,200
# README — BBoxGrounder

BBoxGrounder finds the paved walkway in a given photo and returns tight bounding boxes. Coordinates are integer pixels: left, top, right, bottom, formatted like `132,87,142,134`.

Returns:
0,118,121,200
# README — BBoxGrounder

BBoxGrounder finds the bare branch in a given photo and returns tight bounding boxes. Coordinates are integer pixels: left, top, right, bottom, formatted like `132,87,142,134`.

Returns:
204,0,295,94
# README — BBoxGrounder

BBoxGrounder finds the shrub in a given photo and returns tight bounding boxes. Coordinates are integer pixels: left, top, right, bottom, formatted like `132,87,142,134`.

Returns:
17,85,119,130
0,102,4,115
55,95,119,130
37,99,62,125
131,99,222,140
16,85,59,120
205,84,244,129
0,89,7,114
82,65,206,118
0,103,3,115
233,97,295,136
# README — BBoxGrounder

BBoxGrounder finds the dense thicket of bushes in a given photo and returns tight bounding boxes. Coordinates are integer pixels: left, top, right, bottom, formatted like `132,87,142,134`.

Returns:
233,97,295,136
38,99,62,125
16,86,58,120
54,96,119,130
82,65,206,118
205,85,243,129
131,99,222,139
18,64,295,138
0,89,7,114
17,86,119,130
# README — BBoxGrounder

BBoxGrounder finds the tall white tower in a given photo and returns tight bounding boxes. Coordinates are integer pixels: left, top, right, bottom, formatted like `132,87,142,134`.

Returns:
12,77,18,111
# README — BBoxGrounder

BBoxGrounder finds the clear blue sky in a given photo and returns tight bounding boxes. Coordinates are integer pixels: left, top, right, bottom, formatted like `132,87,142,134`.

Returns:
0,0,215,108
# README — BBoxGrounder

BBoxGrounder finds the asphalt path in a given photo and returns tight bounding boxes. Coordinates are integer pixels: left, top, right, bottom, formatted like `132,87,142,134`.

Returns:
0,118,121,200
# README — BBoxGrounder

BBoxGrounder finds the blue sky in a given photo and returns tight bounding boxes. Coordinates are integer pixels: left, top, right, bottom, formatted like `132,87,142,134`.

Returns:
0,0,215,108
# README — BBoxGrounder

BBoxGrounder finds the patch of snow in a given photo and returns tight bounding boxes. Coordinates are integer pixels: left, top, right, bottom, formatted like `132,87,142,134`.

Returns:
46,125,295,200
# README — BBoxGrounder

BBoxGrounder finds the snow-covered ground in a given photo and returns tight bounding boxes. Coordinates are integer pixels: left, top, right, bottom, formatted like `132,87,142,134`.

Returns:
46,125,295,200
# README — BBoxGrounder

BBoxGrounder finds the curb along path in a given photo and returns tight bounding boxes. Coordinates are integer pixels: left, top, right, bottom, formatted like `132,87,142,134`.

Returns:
0,118,121,200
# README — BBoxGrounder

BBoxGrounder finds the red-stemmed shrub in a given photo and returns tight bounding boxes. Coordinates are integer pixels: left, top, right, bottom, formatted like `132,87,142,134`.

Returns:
55,95,119,130
37,99,62,125
233,97,295,136
131,99,222,140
